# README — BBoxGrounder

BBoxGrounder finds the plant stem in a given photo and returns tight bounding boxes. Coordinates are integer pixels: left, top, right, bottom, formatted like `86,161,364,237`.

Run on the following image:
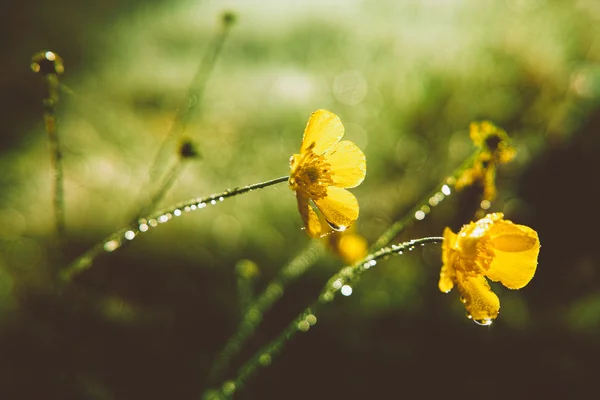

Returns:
144,17,234,198
371,150,480,250
207,241,324,383
60,175,289,282
42,73,66,240
203,237,444,399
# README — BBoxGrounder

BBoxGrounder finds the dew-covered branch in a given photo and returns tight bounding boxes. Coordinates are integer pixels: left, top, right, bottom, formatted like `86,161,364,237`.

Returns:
60,175,289,282
202,236,443,399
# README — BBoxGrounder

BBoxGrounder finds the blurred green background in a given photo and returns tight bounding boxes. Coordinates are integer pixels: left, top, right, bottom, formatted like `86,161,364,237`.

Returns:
1,0,600,399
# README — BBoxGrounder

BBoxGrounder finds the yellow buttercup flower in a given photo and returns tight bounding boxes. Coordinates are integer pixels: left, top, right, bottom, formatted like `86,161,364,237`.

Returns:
455,121,516,201
439,213,540,325
289,109,366,237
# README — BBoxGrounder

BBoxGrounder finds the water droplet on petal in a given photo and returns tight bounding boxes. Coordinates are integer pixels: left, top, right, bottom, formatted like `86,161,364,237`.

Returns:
473,318,493,326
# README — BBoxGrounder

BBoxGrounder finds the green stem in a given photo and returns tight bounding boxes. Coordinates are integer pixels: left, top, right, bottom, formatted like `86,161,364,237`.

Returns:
207,241,324,382
60,175,289,282
146,18,234,189
371,150,480,250
203,237,444,399
44,74,65,240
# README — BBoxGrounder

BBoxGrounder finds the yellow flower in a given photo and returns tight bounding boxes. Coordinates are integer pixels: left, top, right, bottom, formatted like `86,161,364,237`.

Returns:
455,121,516,201
289,109,366,237
439,213,540,325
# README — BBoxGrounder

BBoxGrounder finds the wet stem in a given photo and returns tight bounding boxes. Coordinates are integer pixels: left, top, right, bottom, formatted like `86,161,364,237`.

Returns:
207,240,325,383
203,237,443,399
60,175,289,282
205,148,485,393
135,19,235,220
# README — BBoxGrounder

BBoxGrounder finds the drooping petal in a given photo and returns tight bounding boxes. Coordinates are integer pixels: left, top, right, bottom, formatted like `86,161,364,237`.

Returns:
456,273,500,321
296,192,322,238
439,228,457,293
313,186,359,231
485,221,540,289
300,109,344,155
324,140,366,188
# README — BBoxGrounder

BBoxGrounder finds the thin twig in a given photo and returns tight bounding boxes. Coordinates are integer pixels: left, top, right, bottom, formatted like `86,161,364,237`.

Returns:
60,175,289,282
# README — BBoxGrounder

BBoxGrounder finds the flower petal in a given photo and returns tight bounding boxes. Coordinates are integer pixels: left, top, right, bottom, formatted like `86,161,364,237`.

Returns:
456,273,500,321
324,140,366,188
296,192,321,238
313,186,359,230
439,227,457,293
486,221,540,289
300,109,344,155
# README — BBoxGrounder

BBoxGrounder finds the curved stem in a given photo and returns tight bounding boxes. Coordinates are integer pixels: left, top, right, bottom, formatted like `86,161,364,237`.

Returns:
207,241,324,383
203,237,444,399
60,175,289,282
371,150,480,250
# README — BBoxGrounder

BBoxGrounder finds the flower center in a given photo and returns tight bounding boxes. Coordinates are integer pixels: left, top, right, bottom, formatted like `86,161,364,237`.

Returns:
289,151,333,199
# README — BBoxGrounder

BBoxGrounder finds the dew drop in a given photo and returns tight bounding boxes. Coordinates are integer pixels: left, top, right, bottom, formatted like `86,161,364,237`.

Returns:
368,260,377,267
297,320,310,332
218,196,224,202
429,197,439,207
305,314,317,326
198,202,207,208
221,381,236,396
341,285,353,296
124,230,135,240
210,200,217,205
190,204,197,211
139,223,149,232
322,292,334,302
148,219,158,227
473,318,493,326
259,353,272,366
435,192,445,202
441,184,451,196
173,209,182,216
480,200,491,210
104,240,120,252
415,210,425,220
332,279,343,290
184,206,191,212
158,215,168,223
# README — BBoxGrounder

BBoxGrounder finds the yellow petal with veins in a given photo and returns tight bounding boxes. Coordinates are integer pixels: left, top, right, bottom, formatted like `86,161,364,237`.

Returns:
300,109,344,155
456,273,500,321
313,186,359,230
325,140,366,189
296,192,322,238
439,228,457,293
486,221,540,289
